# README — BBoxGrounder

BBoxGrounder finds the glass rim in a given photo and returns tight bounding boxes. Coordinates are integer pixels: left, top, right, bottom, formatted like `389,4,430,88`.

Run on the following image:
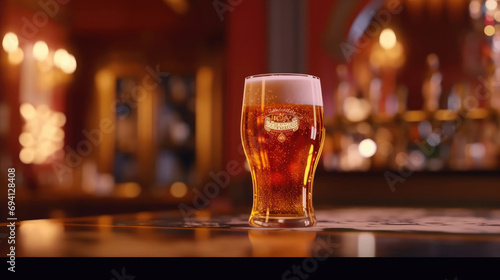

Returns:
245,73,319,80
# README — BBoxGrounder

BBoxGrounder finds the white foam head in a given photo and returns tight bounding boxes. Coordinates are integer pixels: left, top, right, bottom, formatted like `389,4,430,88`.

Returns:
243,74,323,106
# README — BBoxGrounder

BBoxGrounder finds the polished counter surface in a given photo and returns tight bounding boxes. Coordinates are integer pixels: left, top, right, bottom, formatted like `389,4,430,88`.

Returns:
5,207,500,257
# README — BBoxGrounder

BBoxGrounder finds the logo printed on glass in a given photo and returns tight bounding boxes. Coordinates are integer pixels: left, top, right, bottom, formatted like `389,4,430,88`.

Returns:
262,108,302,142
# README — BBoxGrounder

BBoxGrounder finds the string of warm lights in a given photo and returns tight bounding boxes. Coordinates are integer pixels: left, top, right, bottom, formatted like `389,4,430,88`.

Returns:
19,103,66,164
2,32,77,74
2,32,71,165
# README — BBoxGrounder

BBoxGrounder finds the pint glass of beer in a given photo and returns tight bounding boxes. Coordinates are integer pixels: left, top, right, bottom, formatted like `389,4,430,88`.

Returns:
241,74,325,227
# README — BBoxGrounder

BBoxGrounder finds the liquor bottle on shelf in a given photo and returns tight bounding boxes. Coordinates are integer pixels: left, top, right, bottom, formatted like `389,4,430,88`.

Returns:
492,68,500,114
398,54,445,172
422,54,447,170
422,53,442,113
338,82,372,171
323,64,357,171
335,64,355,117
493,71,500,167
448,79,498,170
368,70,401,169
368,73,382,116
384,85,409,171
461,69,497,170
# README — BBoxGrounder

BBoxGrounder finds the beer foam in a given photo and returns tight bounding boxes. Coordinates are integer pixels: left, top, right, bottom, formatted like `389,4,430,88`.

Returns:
244,74,323,106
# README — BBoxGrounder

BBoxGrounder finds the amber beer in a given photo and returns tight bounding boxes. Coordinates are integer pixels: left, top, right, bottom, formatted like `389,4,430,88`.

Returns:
241,74,324,227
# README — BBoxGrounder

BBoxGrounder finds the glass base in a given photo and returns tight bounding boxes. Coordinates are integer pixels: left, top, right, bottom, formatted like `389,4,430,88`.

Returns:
249,215,316,228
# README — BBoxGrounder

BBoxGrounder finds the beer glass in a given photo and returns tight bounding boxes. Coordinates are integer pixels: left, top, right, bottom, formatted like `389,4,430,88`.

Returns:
241,73,325,227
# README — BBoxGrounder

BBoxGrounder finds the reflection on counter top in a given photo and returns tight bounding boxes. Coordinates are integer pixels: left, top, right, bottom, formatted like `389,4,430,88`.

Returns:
6,207,500,257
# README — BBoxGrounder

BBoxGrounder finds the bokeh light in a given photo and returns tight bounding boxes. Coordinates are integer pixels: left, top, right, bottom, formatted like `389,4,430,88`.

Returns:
426,132,441,147
358,139,377,158
379,28,397,50
20,103,36,120
19,148,35,164
486,0,497,11
2,32,18,53
33,41,49,61
19,132,34,147
60,53,77,74
18,104,66,165
409,150,426,170
494,11,500,22
418,121,432,138
468,143,486,159
53,49,68,68
170,182,188,198
171,121,190,143
484,25,496,36
469,1,482,19
50,112,67,127
343,97,371,122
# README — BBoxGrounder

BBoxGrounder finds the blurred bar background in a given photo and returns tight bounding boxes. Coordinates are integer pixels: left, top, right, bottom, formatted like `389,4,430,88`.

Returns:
0,0,499,220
